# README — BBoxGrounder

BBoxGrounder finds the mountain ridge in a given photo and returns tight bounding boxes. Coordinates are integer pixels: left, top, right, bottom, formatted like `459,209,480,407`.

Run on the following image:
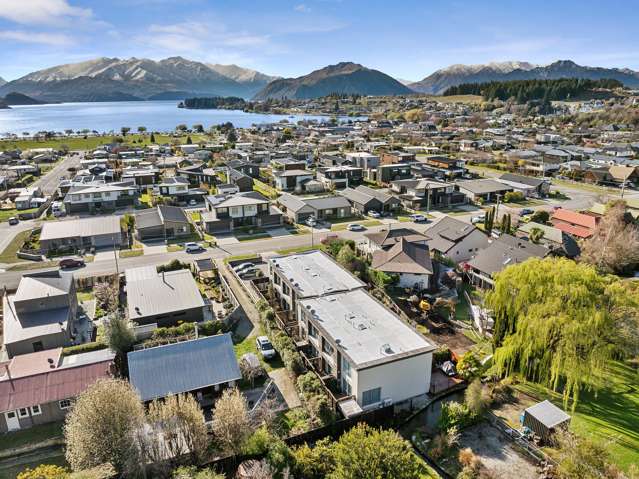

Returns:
253,62,412,100
0,57,276,102
410,60,639,94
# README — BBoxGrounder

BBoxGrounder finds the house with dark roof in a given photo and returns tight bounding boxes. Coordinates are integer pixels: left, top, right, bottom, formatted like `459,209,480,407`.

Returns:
390,178,466,210
316,166,363,189
226,167,254,192
273,169,316,192
423,216,489,263
339,185,400,214
39,216,123,254
200,191,283,234
464,235,550,288
455,179,513,203
127,334,241,403
371,238,433,290
2,271,79,358
363,227,429,254
498,173,550,198
157,177,208,203
277,193,352,223
517,222,580,258
0,348,114,433
176,163,218,186
135,205,191,241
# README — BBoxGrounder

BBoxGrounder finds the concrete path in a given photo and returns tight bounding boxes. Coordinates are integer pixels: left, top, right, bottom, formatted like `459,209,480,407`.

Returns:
268,369,301,409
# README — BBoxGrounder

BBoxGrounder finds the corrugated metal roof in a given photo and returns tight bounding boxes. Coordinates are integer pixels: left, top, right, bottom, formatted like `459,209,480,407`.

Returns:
127,334,241,401
40,216,121,241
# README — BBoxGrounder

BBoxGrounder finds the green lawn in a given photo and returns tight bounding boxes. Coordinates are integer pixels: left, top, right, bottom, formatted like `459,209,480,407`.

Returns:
224,253,260,264
514,361,639,471
276,245,317,255
76,290,94,303
253,179,278,199
331,219,382,231
233,332,283,373
237,233,271,242
119,249,144,258
0,422,63,452
0,208,39,222
7,260,59,271
0,229,32,263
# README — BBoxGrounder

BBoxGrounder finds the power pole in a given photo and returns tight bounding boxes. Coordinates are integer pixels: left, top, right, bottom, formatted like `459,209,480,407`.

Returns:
112,233,119,276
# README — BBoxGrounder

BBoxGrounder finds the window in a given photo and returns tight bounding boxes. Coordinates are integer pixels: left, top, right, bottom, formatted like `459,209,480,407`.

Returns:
322,340,334,355
308,322,318,339
59,399,72,410
323,361,333,375
18,408,29,418
362,387,381,407
30,405,42,416
341,356,352,378
32,341,44,352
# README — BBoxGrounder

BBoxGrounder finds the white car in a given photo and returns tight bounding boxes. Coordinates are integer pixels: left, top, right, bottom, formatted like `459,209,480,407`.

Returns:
410,214,427,222
233,262,255,273
188,199,197,206
256,336,276,360
368,210,381,218
185,242,203,253
306,218,317,227
347,223,365,231
471,215,486,224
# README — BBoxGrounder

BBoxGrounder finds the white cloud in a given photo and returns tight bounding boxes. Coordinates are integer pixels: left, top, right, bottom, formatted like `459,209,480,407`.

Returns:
0,29,73,46
0,0,92,26
294,4,311,13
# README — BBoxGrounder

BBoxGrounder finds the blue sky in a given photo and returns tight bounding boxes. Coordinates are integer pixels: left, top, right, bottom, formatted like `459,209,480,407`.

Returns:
1,0,638,81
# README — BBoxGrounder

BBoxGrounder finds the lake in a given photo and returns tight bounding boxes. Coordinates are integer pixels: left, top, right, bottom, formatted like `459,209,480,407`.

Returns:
0,100,345,136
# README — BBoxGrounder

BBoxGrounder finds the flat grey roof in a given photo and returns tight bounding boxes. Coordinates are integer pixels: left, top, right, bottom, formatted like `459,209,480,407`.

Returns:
40,216,121,241
300,289,435,369
269,250,365,298
126,267,205,319
456,179,513,195
128,334,241,402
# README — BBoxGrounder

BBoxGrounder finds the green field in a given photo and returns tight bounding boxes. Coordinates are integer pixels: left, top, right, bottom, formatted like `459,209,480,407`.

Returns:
515,361,639,471
0,133,211,151
422,94,484,104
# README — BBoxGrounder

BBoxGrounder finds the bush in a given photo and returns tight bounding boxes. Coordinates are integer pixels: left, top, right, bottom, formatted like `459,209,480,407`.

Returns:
198,320,224,336
503,191,525,203
152,322,195,339
62,342,108,356
433,346,452,365
439,401,477,431
296,373,334,427
157,259,189,273
457,351,482,381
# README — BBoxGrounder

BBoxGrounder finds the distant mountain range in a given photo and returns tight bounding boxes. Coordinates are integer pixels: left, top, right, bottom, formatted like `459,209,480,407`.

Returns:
1,58,638,103
253,62,412,100
0,57,278,103
0,77,6,87
409,60,639,94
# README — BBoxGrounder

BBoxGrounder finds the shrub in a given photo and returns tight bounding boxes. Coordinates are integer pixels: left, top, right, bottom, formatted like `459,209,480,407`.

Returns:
439,401,477,431
157,259,189,273
503,191,525,203
433,346,452,365
198,320,224,336
62,342,108,356
456,351,482,380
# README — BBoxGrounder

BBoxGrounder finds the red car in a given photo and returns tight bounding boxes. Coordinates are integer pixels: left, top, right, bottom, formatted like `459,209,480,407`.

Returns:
59,258,85,269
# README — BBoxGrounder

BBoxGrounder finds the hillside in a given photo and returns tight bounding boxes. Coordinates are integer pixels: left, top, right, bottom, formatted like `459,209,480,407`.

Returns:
253,62,412,100
410,60,639,94
3,92,46,105
0,76,6,87
0,57,275,102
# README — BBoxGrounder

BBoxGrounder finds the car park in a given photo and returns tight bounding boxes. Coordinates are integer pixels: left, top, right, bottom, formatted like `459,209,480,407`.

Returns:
59,258,85,269
255,336,276,359
8,217,18,225
185,242,203,253
346,223,365,231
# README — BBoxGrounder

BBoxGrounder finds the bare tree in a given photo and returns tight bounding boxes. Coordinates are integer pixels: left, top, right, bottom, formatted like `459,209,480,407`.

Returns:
211,388,251,455
94,281,119,313
580,202,639,274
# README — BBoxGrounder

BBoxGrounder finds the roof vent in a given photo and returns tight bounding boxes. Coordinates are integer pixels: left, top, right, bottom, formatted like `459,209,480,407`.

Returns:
357,323,367,331
381,343,394,355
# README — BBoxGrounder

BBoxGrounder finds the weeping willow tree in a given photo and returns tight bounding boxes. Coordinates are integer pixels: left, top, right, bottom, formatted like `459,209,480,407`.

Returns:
487,257,639,407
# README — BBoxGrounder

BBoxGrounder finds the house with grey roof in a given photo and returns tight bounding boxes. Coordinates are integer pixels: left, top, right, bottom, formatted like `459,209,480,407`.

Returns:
423,216,489,263
522,400,571,444
277,193,352,223
272,169,315,193
200,191,282,234
339,185,400,214
127,334,241,402
135,205,191,241
125,266,207,327
363,227,429,254
63,181,138,214
455,179,513,203
498,173,550,198
517,222,580,258
2,271,79,358
39,216,123,254
465,234,550,288
371,238,433,290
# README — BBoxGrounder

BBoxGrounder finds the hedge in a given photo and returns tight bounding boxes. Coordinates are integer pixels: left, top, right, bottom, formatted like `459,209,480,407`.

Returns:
62,341,108,356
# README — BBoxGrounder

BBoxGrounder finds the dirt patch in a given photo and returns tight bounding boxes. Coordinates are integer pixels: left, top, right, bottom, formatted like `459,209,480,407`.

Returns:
459,423,539,479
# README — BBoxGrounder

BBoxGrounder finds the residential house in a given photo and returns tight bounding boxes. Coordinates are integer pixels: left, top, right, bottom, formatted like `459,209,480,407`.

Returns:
380,151,415,165
363,228,429,254
390,178,465,210
517,222,580,258
423,216,489,263
127,334,241,403
607,165,639,187
417,156,466,178
176,163,218,186
455,179,513,203
200,191,282,234
270,157,307,171
371,238,433,290
121,166,160,186
226,159,260,178
551,208,599,239
157,177,207,203
39,216,123,254
13,186,43,210
135,206,191,241
340,185,400,214
125,266,207,327
272,169,316,193
0,348,114,433
316,166,363,189
63,181,138,213
498,173,550,198
376,163,413,184
2,271,79,358
277,193,352,223
465,235,550,288
227,168,254,192
345,152,379,170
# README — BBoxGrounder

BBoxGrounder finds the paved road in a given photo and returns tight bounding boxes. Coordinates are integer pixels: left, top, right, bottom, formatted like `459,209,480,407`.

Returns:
34,152,82,195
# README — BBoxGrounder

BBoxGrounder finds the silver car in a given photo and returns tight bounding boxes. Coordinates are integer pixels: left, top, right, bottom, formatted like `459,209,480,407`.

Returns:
255,336,276,360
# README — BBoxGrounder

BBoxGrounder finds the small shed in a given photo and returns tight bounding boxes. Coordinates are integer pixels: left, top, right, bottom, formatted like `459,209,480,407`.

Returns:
522,400,571,443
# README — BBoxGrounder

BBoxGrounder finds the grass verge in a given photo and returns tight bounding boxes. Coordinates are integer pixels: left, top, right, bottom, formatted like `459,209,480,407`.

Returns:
0,229,31,263
331,219,382,231
0,422,63,452
119,249,144,258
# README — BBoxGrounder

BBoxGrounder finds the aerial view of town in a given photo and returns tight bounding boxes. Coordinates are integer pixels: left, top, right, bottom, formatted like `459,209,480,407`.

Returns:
0,1,638,478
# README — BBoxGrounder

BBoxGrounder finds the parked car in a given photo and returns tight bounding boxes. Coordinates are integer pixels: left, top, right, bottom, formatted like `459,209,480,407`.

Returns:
471,214,486,224
320,233,339,244
347,223,365,231
8,217,18,225
188,199,197,206
255,336,276,360
185,242,203,253
520,208,534,216
239,267,260,279
233,262,255,273
306,217,317,227
59,258,85,269
368,210,381,218
410,214,427,222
